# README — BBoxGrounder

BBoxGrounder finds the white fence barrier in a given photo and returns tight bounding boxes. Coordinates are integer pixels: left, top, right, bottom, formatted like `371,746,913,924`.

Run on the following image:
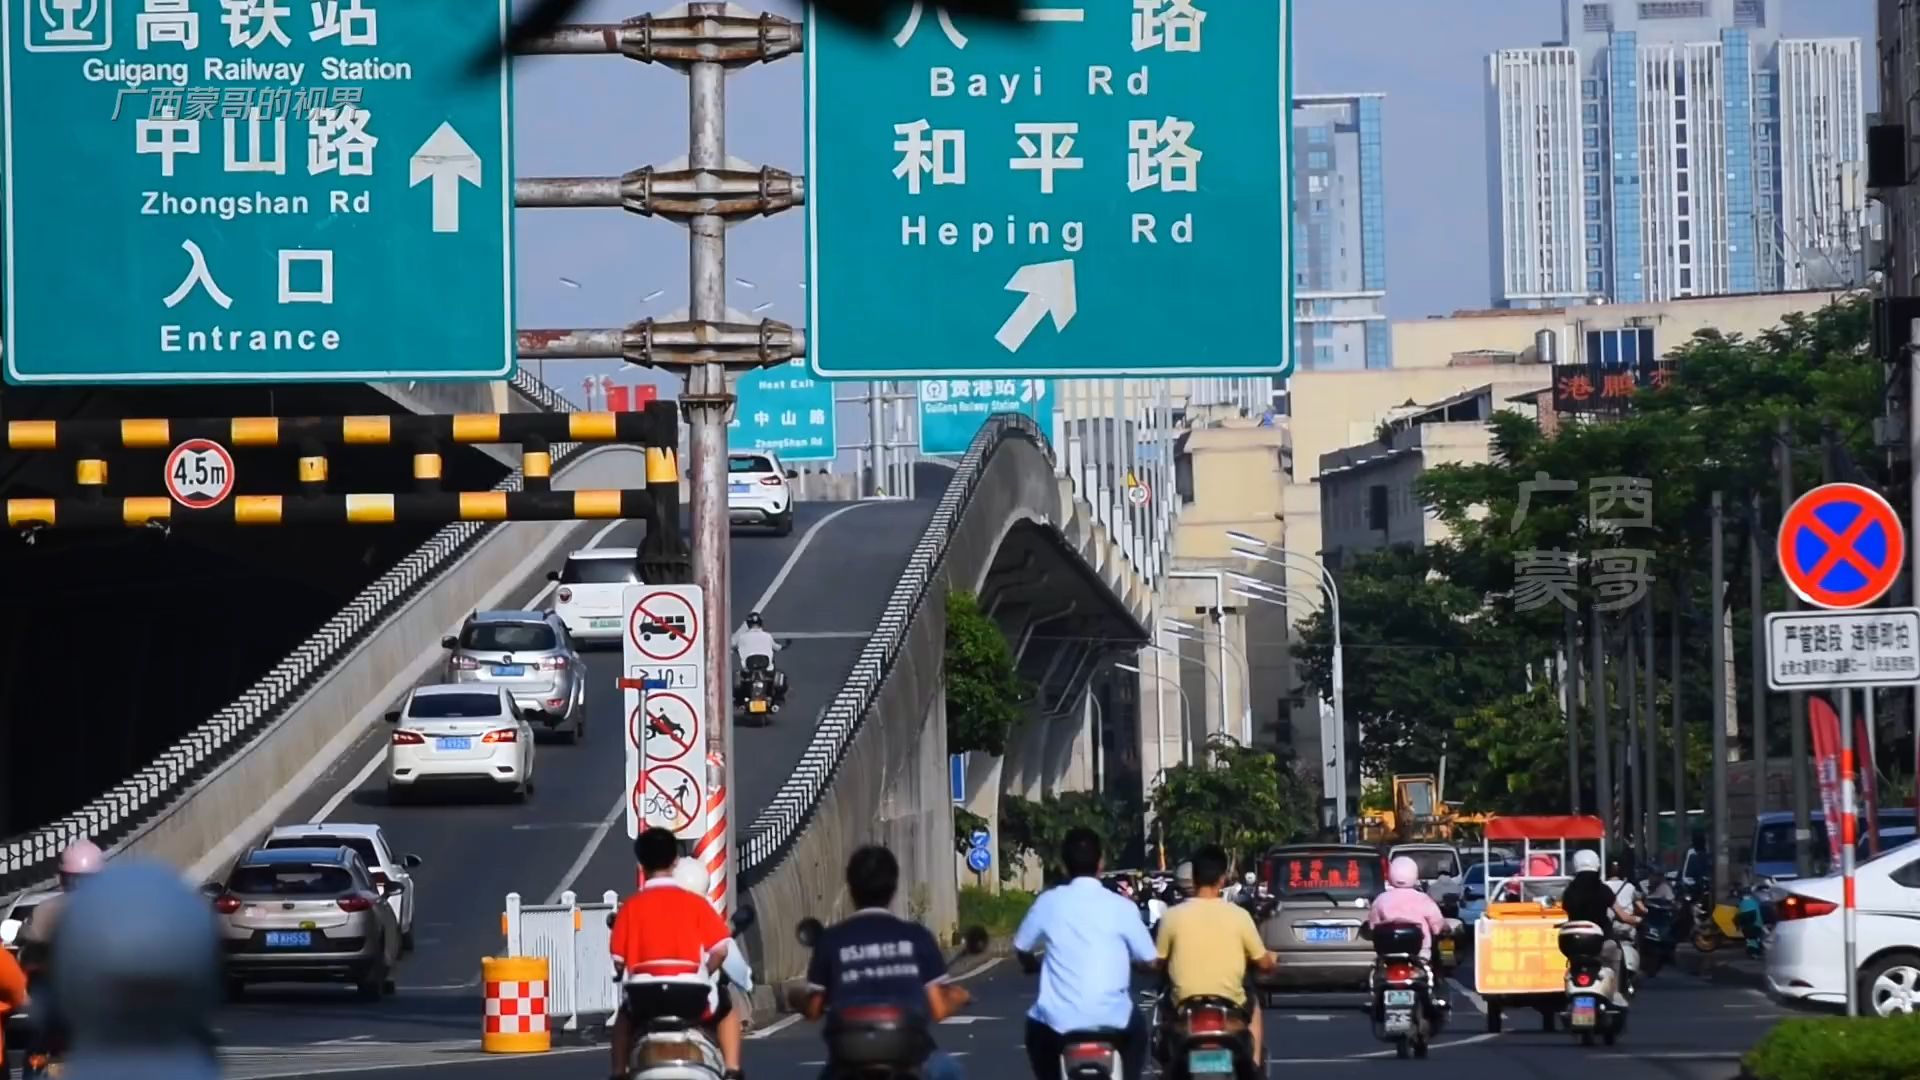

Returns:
504,889,621,1032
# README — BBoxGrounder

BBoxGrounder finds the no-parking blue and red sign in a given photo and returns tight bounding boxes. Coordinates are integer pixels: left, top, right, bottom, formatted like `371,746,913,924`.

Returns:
1776,483,1906,610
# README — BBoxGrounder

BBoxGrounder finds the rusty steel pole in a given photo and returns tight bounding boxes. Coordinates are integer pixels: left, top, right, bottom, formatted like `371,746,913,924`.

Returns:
514,5,806,916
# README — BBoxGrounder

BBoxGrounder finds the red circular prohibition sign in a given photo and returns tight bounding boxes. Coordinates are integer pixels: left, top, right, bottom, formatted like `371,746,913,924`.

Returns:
1776,483,1905,610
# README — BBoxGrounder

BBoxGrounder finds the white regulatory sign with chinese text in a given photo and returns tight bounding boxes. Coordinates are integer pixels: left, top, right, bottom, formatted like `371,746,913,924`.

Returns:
1765,608,1920,691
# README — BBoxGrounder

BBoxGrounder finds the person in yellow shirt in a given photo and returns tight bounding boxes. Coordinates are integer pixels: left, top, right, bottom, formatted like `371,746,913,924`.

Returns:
1154,845,1277,1064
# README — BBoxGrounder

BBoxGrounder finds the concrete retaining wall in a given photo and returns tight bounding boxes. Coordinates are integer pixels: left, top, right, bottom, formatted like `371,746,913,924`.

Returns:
112,446,652,883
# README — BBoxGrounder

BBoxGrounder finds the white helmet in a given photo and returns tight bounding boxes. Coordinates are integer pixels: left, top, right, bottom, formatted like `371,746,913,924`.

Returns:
672,857,712,901
1572,849,1602,875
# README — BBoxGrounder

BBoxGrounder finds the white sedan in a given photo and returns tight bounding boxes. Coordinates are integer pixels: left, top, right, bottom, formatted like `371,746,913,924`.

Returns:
384,685,535,803
262,822,424,952
1767,838,1920,1015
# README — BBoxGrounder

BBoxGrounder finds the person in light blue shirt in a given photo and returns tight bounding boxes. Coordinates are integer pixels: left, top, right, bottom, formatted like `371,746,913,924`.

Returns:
1013,828,1157,1080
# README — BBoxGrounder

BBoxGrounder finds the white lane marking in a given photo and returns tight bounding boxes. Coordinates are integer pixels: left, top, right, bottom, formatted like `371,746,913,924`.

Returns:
747,1012,805,1040
1287,1014,1333,1021
1446,976,1486,1014
1350,1032,1500,1059
773,631,874,639
744,501,878,620
950,956,1003,982
547,502,876,904
310,518,629,825
545,789,628,904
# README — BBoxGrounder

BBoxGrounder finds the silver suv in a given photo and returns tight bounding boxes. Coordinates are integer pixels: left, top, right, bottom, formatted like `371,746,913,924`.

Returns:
212,846,402,1000
441,610,585,741
1253,843,1387,995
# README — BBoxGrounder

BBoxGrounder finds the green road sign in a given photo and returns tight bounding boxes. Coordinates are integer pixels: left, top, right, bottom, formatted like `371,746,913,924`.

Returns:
2,0,514,384
805,0,1289,378
919,376,1049,455
731,357,837,463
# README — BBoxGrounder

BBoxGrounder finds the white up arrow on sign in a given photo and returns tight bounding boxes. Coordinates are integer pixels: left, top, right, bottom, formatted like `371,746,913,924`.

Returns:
409,122,482,234
994,259,1077,352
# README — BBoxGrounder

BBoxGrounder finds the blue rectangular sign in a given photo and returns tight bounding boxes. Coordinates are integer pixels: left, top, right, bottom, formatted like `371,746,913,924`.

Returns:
2,0,514,384
919,376,1050,456
950,753,966,804
731,357,837,463
805,1,1290,378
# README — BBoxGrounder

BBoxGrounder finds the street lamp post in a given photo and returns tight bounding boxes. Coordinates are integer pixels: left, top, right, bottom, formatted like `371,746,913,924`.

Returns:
1226,533,1348,832
1120,656,1193,847
1163,617,1254,745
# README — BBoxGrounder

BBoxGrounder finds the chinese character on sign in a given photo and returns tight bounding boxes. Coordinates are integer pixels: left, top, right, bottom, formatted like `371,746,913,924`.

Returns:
220,0,294,48
278,249,334,304
137,0,200,49
1010,122,1083,195
1591,549,1653,611
780,410,798,427
1556,371,1594,404
1589,476,1652,531
972,379,993,397
307,105,377,176
162,240,234,310
950,380,972,399
892,1,968,49
1131,0,1204,52
892,120,966,195
1127,117,1202,192
808,409,827,426
1510,471,1576,533
309,0,377,45
993,379,1016,397
1513,550,1578,613
752,410,770,426
1601,372,1636,399
136,115,201,177
224,110,286,174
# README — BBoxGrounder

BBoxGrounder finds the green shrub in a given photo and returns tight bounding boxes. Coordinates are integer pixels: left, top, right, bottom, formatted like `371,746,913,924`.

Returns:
1743,1014,1920,1080
955,885,1034,940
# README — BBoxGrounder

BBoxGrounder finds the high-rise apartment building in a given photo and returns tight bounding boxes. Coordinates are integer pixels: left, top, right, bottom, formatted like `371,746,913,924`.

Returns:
1487,0,1866,308
1291,94,1390,373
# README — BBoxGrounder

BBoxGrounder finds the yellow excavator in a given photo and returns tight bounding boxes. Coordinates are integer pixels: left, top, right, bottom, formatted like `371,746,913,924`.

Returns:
1360,774,1487,844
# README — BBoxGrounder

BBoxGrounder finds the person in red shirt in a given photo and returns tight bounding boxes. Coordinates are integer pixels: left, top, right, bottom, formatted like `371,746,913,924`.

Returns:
609,828,737,1080
0,944,27,1062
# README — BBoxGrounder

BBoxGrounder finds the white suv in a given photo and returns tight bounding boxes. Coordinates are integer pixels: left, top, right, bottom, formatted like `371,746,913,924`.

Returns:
726,452,796,536
549,547,640,644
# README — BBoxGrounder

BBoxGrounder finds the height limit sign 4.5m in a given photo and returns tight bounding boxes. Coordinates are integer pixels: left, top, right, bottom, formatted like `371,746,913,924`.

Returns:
805,0,1291,378
2,0,514,384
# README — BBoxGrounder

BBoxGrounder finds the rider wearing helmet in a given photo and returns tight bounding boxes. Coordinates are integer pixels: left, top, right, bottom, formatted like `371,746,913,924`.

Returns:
669,858,750,1079
1365,857,1448,960
730,612,788,712
19,840,105,969
1560,850,1627,1004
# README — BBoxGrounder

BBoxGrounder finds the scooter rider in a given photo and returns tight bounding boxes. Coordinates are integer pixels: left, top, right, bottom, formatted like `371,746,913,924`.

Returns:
1153,845,1276,1065
1603,857,1645,980
1364,857,1452,1016
731,613,787,710
672,858,750,1076
1560,851,1627,1006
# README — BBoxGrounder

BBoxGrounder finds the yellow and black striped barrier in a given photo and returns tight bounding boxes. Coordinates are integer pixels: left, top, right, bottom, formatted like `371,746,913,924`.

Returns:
3,409,668,452
6,489,659,530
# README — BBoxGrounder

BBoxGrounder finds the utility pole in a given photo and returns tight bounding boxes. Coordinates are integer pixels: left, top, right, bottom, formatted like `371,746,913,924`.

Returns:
1642,596,1659,865
1749,493,1769,814
1782,419,1813,878
1671,595,1687,842
1711,491,1731,899
516,6,807,914
1564,606,1583,814
1625,618,1642,854
1589,603,1612,833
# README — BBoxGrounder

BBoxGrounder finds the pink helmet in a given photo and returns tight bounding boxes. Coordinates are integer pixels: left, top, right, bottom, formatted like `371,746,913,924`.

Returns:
1387,856,1421,888
60,837,105,877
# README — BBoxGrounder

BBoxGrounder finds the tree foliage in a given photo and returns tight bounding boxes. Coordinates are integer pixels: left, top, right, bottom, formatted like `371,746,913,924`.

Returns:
944,590,1029,756
999,791,1135,883
1453,683,1573,813
1150,735,1318,862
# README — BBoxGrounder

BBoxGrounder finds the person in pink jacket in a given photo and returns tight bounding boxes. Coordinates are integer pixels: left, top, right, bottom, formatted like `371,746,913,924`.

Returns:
1366,856,1450,960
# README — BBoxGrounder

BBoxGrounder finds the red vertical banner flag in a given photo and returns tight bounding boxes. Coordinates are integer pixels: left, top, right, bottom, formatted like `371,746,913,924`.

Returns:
1854,707,1880,857
1808,696,1846,868
606,383,632,412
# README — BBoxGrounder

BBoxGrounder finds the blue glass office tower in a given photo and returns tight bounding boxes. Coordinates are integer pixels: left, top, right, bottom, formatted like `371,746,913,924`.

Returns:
1291,94,1390,372
1487,0,1865,307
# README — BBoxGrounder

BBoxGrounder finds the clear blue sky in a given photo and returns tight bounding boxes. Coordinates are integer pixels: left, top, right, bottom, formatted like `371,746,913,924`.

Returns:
510,0,1877,399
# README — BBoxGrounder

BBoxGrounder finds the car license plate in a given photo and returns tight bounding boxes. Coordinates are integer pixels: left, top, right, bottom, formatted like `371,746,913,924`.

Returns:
1570,996,1597,1028
1303,927,1348,943
589,617,620,629
1185,1049,1233,1075
265,931,310,948
749,699,768,713
1383,1009,1412,1034
492,664,524,677
1383,989,1416,1006
729,483,749,493
437,737,472,751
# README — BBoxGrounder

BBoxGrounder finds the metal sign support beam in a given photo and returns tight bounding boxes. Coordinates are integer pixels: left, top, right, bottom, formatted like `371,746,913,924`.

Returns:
516,4,806,915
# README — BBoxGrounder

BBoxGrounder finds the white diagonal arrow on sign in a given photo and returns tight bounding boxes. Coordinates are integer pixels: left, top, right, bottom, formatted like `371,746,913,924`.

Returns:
994,259,1076,352
409,122,482,234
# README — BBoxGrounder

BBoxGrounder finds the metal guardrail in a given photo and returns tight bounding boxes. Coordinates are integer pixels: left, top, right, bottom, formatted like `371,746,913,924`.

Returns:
739,414,1052,879
0,371,582,894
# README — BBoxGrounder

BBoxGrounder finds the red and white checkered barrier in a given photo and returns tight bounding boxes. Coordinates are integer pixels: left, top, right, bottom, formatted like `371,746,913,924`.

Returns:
694,750,729,912
481,956,551,1052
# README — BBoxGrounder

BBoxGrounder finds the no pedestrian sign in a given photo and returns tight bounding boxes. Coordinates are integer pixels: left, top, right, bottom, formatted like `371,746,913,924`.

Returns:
1776,483,1906,610
1766,609,1920,691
